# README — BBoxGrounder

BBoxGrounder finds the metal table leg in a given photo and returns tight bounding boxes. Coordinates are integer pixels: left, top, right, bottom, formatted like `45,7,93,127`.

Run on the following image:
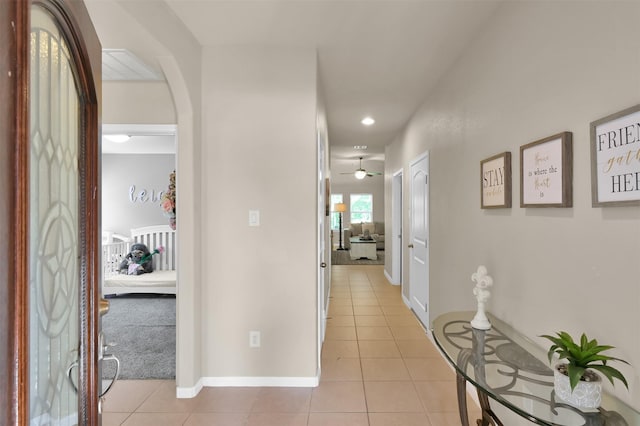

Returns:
456,370,470,426
477,389,504,426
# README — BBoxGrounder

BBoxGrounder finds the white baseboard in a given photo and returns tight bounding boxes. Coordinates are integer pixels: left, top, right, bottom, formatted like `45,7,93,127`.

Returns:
383,269,400,285
204,376,319,387
402,293,411,308
176,378,204,398
177,375,319,398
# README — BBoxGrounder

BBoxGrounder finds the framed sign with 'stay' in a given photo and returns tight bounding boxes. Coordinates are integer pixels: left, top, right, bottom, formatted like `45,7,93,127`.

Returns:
480,152,511,209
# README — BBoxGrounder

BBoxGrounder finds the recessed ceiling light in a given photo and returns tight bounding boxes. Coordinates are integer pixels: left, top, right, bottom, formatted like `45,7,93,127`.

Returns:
104,134,131,143
361,117,375,126
353,145,368,150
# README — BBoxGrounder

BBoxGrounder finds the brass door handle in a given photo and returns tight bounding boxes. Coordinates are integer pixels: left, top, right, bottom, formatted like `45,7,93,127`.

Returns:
408,244,414,248
99,298,110,316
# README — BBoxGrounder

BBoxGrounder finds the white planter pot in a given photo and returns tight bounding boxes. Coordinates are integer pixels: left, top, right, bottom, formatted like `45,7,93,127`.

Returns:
553,364,602,410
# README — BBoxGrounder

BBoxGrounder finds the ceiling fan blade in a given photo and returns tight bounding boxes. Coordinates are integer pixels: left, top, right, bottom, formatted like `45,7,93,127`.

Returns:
366,172,382,176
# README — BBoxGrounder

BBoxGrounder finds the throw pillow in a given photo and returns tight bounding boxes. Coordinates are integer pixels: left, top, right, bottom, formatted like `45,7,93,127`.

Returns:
350,223,362,235
362,223,375,235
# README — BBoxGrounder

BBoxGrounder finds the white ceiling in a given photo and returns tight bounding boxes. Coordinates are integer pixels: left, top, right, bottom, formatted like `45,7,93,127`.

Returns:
102,49,164,81
90,1,502,180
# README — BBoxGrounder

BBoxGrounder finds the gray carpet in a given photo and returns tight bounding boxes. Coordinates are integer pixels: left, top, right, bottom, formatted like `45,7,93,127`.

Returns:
102,295,176,380
332,249,385,265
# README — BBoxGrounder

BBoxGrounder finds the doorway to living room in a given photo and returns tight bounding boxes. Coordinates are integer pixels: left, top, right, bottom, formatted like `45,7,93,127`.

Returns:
330,196,386,266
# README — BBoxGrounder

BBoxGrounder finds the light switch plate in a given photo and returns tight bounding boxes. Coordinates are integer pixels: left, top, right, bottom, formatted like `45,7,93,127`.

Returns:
249,330,261,348
249,210,260,226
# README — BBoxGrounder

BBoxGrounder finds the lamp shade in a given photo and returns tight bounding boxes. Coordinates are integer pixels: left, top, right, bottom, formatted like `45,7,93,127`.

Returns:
334,203,347,213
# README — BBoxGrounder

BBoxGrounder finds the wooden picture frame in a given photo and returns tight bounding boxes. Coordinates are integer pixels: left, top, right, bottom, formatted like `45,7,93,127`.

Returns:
480,152,511,209
590,104,640,206
520,132,572,208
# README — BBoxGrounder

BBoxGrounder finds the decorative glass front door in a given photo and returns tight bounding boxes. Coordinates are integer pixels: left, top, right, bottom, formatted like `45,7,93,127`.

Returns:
29,6,81,425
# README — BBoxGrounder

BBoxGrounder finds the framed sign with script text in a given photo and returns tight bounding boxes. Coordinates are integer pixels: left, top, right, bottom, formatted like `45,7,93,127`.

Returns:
590,104,640,206
480,152,511,209
520,132,572,208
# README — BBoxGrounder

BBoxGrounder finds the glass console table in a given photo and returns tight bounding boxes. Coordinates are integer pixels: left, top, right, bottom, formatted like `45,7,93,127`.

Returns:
432,311,640,426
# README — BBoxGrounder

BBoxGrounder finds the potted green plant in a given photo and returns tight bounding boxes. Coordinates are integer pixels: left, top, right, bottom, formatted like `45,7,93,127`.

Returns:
540,331,629,410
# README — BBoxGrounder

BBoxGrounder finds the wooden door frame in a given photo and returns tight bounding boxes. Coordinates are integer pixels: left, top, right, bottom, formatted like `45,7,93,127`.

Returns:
0,0,101,424
390,168,403,286
1,1,30,424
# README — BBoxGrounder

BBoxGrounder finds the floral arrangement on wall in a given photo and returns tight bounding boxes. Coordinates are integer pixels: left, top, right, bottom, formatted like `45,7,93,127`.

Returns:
161,170,176,230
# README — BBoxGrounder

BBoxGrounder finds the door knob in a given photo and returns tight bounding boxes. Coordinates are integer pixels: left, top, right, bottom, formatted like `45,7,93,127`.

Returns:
408,244,414,248
99,298,110,316
320,262,327,268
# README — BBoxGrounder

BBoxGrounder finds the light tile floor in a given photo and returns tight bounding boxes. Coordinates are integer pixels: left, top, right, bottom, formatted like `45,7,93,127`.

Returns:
103,264,480,425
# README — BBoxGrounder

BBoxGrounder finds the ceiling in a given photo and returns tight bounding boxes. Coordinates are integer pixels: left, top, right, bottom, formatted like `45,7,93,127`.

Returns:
89,1,502,181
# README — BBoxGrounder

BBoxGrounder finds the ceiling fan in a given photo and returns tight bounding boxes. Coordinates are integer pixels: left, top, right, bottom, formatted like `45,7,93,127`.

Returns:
341,157,382,180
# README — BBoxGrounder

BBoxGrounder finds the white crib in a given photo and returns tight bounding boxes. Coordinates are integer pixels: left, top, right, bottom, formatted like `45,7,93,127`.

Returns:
102,225,177,296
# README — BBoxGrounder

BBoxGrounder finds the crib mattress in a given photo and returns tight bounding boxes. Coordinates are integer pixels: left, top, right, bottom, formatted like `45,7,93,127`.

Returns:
103,270,176,294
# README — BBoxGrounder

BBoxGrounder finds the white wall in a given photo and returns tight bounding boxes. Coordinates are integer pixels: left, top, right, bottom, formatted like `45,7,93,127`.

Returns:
201,46,319,382
103,82,175,124
94,1,324,393
386,1,640,408
102,154,175,236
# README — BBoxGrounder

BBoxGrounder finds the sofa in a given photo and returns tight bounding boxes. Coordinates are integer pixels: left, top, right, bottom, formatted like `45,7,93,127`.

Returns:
343,222,385,250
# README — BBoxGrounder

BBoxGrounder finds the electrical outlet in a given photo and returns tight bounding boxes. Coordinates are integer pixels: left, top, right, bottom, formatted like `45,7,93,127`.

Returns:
249,331,261,348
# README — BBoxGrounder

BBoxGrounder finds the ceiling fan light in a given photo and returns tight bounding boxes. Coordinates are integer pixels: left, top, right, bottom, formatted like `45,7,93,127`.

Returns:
355,170,367,179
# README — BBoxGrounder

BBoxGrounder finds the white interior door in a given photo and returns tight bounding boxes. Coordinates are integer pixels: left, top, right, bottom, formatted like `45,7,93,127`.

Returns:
409,153,429,327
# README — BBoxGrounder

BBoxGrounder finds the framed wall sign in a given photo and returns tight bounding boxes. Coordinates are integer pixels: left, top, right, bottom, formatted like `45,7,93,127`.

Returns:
480,152,511,209
590,104,640,206
520,132,572,207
